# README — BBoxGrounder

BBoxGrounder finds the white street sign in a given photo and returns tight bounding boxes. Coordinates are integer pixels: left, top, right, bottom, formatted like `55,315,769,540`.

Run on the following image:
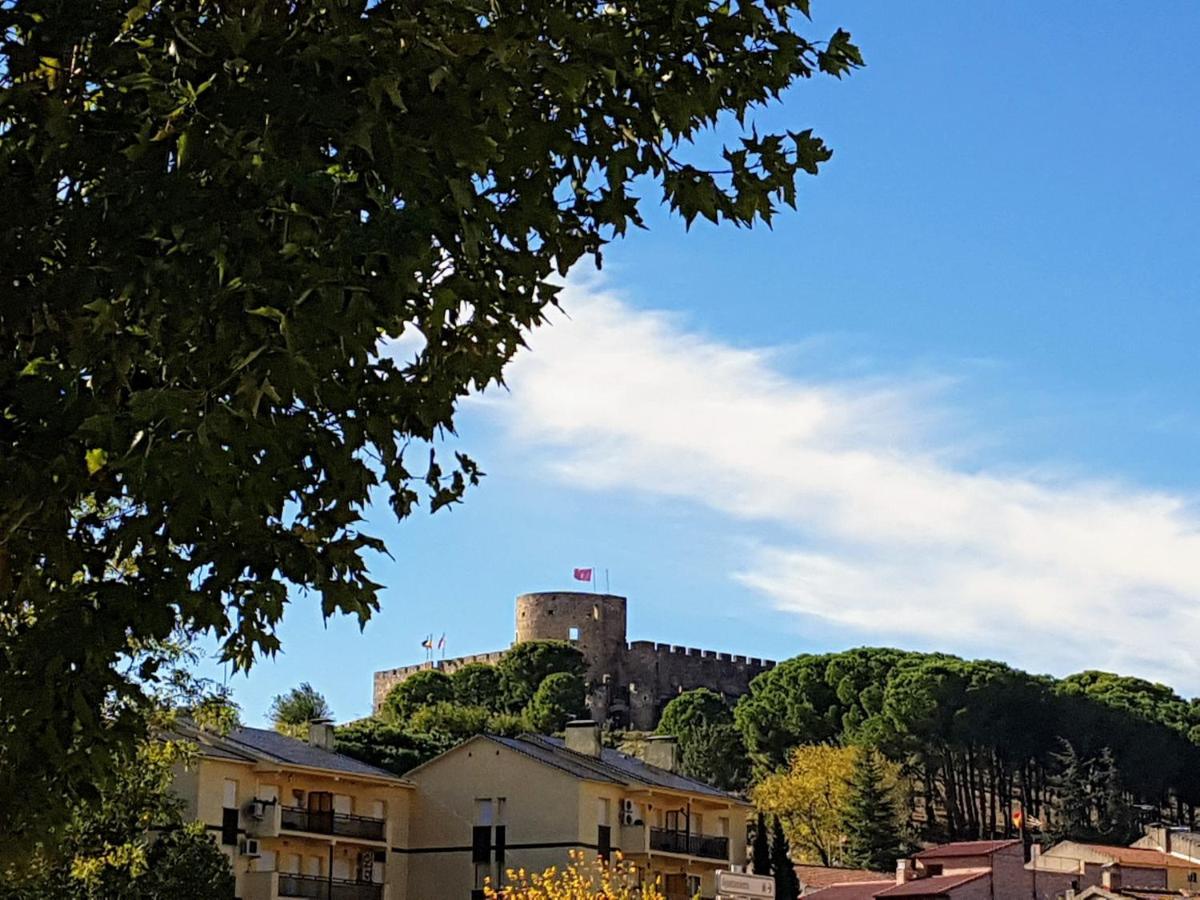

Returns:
716,870,776,898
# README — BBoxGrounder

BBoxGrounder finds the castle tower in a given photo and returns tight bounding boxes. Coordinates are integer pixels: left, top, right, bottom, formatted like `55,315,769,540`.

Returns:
515,592,627,722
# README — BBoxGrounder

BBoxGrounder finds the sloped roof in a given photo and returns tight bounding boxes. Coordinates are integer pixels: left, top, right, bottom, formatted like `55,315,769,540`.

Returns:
1044,841,1191,869
806,881,895,900
877,872,989,897
914,839,1020,859
181,722,409,783
485,734,746,802
797,865,890,889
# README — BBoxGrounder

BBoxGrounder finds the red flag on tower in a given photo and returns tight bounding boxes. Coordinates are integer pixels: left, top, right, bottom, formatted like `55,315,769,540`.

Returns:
437,634,446,650
573,568,593,582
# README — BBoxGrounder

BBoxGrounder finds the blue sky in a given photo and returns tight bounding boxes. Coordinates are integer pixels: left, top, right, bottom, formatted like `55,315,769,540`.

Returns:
208,2,1200,725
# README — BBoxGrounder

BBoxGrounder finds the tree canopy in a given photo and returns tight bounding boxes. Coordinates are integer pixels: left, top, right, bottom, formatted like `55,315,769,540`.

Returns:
384,669,454,721
268,682,332,737
496,641,586,711
735,648,1200,842
0,0,861,836
527,671,587,733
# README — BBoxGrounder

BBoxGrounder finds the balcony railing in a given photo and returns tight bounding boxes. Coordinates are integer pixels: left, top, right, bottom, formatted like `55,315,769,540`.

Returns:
649,827,729,860
278,874,382,900
280,806,386,841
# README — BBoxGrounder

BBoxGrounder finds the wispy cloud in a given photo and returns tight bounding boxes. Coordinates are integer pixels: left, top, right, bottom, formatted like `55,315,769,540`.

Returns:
477,277,1200,692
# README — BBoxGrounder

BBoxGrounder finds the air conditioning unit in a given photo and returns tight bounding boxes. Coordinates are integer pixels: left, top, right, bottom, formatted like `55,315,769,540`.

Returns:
621,799,636,826
240,838,261,858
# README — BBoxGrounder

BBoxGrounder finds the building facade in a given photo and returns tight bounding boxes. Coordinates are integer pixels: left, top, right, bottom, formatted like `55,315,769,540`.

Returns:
373,591,775,729
403,721,751,899
173,721,413,900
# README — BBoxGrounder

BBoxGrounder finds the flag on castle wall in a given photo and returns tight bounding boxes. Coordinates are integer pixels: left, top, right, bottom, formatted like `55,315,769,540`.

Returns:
437,634,446,650
420,635,433,649
573,568,593,582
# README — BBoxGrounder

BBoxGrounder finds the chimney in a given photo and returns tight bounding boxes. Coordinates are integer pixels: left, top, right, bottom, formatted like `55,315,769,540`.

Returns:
896,859,916,885
307,719,335,751
644,735,678,773
564,720,602,758
1101,864,1122,893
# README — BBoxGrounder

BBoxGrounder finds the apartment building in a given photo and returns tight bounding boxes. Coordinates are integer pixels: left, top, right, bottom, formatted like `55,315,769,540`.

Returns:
403,720,751,899
172,720,413,900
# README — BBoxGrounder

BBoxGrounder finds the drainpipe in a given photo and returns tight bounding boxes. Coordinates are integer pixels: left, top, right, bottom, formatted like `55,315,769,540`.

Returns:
328,845,333,900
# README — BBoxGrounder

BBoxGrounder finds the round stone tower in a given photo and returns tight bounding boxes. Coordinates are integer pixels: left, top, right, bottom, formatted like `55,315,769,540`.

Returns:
515,592,627,722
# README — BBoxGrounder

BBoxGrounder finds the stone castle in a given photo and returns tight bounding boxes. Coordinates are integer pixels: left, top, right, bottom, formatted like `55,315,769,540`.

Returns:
372,591,775,730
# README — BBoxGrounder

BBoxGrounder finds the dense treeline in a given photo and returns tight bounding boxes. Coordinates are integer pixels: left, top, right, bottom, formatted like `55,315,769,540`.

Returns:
733,649,1200,841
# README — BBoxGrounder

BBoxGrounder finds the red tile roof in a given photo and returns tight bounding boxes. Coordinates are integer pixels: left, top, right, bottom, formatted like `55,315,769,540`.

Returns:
877,872,989,897
914,839,1021,859
805,881,895,900
797,866,890,889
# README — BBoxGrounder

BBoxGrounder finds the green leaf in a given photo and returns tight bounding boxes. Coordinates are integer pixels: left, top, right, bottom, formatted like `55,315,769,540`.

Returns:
85,448,109,475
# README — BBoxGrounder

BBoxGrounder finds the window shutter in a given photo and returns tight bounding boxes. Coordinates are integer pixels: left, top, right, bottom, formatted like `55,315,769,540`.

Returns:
220,807,239,846
472,825,491,864
494,825,506,867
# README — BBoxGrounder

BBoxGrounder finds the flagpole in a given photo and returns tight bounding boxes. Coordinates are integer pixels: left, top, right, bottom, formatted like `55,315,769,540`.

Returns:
605,568,610,594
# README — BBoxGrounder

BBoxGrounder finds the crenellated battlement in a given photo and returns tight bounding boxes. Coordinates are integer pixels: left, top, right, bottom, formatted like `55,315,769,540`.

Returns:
372,591,774,727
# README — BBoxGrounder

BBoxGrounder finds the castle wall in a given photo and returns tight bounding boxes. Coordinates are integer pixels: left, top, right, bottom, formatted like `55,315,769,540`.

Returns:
372,592,775,728
622,641,775,730
372,651,507,712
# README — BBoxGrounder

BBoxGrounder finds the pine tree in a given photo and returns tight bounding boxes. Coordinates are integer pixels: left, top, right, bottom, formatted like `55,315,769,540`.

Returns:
752,811,772,876
842,749,903,872
771,815,801,900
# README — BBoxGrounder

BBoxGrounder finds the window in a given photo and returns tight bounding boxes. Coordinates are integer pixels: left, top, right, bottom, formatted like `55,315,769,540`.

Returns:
718,816,730,838
222,778,238,808
597,797,611,827
291,788,306,807
370,799,386,820
598,824,612,862
281,853,301,875
925,864,943,876
475,798,493,826
257,783,279,803
692,813,703,835
333,794,352,816
686,875,701,896
472,826,491,864
1190,873,1198,884
305,856,322,877
495,825,507,867
568,627,580,641
496,797,506,824
332,857,351,880
220,807,239,846
254,850,276,873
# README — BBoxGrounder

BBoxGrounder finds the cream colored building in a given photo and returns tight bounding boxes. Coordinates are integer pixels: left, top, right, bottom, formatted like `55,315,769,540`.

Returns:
173,720,413,900
404,720,751,899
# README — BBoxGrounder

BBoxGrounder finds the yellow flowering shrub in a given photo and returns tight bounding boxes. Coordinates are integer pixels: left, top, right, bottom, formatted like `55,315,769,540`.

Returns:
485,850,666,899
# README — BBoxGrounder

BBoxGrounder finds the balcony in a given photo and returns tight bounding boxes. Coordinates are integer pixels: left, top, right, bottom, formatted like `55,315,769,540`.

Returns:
649,827,729,861
278,874,382,900
280,806,386,842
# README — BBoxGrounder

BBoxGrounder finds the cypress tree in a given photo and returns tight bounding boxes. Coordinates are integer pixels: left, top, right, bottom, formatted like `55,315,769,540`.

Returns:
842,749,904,872
771,815,801,900
752,811,772,876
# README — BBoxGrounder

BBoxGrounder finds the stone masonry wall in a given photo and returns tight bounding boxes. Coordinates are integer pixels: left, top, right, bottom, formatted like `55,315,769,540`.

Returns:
371,591,775,725
622,641,774,730
372,651,506,712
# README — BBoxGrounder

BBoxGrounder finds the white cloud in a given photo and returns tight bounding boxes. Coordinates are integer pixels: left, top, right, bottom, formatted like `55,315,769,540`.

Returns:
477,277,1200,692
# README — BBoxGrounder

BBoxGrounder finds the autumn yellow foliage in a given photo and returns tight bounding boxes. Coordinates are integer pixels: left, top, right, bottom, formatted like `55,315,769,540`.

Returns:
484,850,666,899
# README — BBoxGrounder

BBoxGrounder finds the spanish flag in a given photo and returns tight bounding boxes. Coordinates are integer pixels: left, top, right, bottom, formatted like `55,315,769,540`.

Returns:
421,635,433,649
